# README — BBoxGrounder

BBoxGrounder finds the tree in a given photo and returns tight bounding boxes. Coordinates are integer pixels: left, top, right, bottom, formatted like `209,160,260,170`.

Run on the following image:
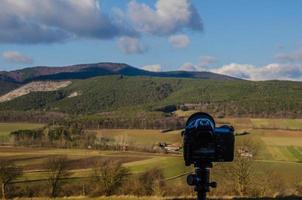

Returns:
221,138,258,196
0,160,23,199
44,156,70,198
115,134,129,151
91,160,130,195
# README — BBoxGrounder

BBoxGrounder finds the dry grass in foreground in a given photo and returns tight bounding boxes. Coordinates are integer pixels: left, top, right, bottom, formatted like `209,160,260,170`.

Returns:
15,195,302,200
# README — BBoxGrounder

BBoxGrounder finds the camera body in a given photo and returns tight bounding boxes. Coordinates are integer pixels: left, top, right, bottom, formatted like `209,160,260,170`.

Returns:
183,112,235,166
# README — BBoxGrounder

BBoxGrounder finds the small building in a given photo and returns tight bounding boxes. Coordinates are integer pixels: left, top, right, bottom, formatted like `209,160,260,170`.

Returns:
164,143,181,153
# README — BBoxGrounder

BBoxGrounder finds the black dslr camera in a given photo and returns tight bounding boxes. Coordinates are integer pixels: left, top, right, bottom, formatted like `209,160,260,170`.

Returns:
182,112,235,200
183,112,234,166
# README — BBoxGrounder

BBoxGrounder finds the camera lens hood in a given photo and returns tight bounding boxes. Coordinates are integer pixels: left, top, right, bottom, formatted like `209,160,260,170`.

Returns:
185,112,216,130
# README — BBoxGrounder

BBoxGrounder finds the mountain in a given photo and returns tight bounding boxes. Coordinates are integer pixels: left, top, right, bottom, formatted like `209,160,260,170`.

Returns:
0,75,301,118
1,62,301,120
0,62,238,83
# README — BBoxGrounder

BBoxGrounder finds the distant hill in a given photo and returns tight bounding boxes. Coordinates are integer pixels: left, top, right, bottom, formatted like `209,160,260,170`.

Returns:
0,76,301,118
0,62,238,83
1,62,301,120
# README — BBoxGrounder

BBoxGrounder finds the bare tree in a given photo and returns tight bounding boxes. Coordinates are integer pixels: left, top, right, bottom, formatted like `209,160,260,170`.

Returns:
222,138,258,196
115,134,129,151
44,156,70,198
0,160,23,199
91,160,130,196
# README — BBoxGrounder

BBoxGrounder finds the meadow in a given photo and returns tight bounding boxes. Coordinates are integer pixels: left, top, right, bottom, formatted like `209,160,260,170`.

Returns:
0,117,302,198
0,122,44,144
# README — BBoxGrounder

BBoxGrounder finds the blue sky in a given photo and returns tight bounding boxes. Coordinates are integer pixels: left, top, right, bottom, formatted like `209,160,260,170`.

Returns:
0,0,301,80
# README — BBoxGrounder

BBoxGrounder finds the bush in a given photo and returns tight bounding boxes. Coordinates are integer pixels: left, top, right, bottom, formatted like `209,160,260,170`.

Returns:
90,160,130,196
122,168,166,196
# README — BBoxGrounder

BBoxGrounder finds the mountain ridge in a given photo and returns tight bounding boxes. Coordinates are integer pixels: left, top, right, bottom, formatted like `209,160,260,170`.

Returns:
0,62,239,83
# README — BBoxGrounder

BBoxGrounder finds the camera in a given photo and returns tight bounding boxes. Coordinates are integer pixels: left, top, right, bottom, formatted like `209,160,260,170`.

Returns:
183,112,235,166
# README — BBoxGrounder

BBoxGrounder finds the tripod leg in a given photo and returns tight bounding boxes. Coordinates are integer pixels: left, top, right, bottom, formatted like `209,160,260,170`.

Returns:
196,166,209,200
188,163,214,200
197,191,206,200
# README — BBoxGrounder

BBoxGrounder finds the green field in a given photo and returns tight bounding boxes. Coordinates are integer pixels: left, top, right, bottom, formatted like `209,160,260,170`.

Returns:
1,119,302,196
256,129,302,162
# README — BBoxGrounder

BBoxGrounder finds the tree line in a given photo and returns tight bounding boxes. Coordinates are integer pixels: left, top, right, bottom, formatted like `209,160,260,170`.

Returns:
9,125,167,153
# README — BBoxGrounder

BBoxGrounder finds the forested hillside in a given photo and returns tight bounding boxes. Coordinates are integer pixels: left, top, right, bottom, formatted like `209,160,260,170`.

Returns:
0,76,301,119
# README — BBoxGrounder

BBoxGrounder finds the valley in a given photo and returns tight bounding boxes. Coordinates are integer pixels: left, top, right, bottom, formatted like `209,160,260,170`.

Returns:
1,117,302,198
0,65,302,199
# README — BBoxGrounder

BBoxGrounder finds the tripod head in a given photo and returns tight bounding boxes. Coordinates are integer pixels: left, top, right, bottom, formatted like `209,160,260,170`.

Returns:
187,162,216,200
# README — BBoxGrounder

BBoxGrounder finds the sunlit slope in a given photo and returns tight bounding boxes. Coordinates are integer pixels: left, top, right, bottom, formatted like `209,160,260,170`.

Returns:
0,76,301,116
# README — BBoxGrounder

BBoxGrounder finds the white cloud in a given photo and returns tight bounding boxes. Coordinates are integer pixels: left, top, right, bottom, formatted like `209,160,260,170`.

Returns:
179,56,217,71
127,0,202,35
118,36,147,54
211,63,302,81
180,56,302,80
0,0,204,54
2,51,33,64
169,34,190,48
143,64,161,72
179,63,197,71
0,0,136,44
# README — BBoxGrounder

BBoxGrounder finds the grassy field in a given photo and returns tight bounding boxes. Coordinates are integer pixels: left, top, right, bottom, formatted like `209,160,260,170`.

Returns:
251,119,302,130
94,129,181,146
0,118,302,194
0,146,187,182
255,130,302,162
0,122,44,143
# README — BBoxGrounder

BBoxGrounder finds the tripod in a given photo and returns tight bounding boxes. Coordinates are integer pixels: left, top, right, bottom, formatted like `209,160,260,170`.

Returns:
187,162,216,200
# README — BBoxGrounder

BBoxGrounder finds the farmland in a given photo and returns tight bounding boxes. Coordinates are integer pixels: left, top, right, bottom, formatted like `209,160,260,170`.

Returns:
0,122,44,144
0,117,302,198
0,147,186,182
94,129,181,146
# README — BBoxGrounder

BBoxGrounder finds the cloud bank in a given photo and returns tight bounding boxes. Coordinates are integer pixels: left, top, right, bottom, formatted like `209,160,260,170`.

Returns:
0,0,203,55
181,61,302,81
0,0,201,46
143,64,161,72
211,63,302,81
0,0,136,44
